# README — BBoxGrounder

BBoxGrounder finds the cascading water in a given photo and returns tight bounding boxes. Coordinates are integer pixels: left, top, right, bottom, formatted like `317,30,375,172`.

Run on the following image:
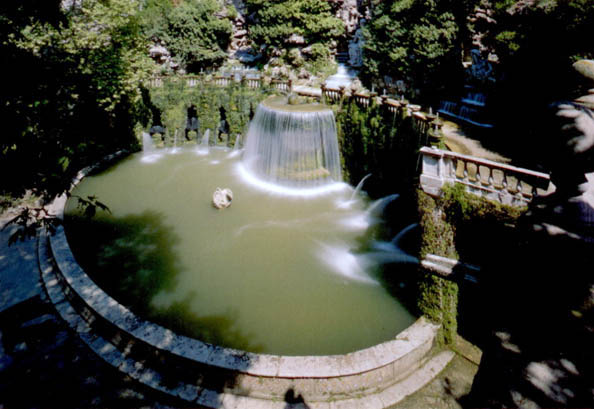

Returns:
233,134,242,151
170,130,179,154
350,173,372,201
197,129,210,155
242,96,342,190
324,63,357,89
141,132,162,163
142,132,156,153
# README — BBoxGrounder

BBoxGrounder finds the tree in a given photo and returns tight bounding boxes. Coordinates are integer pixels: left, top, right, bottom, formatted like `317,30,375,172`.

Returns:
480,0,594,167
245,0,344,62
0,0,154,211
140,0,232,72
361,0,463,101
164,0,232,71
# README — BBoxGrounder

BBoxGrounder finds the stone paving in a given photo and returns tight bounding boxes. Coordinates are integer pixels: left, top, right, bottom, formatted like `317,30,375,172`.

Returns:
0,224,42,314
0,219,184,408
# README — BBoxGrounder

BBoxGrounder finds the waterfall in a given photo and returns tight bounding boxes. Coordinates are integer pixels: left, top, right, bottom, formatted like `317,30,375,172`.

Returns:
242,97,342,189
324,63,357,89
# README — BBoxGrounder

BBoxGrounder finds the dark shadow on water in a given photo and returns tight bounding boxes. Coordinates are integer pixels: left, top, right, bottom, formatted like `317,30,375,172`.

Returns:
352,192,424,318
65,210,263,353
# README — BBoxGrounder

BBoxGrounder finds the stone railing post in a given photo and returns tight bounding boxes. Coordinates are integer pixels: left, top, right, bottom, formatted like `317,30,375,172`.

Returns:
419,147,447,196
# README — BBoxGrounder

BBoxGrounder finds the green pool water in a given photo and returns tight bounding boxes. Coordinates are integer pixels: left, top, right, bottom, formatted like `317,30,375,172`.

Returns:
65,148,415,355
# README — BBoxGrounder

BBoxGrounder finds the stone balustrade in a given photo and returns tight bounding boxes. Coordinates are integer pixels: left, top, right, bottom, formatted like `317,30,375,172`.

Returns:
420,146,552,206
245,77,261,89
148,77,163,88
213,75,232,87
185,75,200,87
270,78,292,92
320,85,345,102
147,75,443,143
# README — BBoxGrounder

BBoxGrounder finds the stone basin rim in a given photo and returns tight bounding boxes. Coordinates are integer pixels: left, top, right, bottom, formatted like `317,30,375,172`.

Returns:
45,150,438,380
260,95,333,113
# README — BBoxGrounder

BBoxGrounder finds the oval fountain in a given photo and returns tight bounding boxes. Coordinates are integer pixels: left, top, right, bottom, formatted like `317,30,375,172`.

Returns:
40,96,450,408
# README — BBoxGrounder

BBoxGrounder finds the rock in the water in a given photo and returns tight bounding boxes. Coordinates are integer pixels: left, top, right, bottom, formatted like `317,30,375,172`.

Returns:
213,188,233,209
574,60,594,82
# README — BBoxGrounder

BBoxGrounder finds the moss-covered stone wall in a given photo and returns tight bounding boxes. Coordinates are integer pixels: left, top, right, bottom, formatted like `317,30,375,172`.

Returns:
416,183,525,345
148,80,268,148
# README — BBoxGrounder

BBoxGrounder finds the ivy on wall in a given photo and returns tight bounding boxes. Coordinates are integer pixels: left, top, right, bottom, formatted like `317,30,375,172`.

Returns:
335,97,425,199
149,80,267,147
415,183,525,345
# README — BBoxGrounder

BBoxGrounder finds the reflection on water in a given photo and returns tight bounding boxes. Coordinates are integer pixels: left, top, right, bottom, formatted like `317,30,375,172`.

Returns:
65,148,415,355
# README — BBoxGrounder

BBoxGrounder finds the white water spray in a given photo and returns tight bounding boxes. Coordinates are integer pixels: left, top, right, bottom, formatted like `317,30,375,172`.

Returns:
242,97,342,190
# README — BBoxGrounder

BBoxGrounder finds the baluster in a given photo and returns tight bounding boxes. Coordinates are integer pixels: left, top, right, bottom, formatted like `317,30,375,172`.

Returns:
467,161,478,183
520,181,533,199
492,169,505,190
506,175,519,194
455,159,466,179
479,165,491,186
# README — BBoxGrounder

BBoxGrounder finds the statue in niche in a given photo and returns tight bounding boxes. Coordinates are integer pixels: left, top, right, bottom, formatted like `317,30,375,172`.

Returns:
348,22,365,68
185,105,199,140
217,106,229,144
467,49,495,84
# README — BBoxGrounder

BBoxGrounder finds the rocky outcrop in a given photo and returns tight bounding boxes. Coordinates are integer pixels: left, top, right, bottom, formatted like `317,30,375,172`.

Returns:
149,43,182,73
226,0,261,63
334,0,360,35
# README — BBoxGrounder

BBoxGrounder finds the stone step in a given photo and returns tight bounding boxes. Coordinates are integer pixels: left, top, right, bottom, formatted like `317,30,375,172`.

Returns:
39,230,453,408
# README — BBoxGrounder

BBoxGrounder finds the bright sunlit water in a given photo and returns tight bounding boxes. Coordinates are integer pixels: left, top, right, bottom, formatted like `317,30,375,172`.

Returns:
65,148,414,355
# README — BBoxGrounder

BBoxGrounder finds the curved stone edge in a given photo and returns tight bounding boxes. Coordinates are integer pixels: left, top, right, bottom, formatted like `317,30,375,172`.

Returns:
40,150,449,405
40,231,454,408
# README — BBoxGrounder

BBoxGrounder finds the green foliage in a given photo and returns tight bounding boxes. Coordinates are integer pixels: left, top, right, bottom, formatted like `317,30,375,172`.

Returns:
440,182,525,223
335,98,424,198
489,0,594,64
416,188,458,345
480,0,594,166
139,0,173,41
140,0,232,72
416,189,458,260
245,0,344,67
164,0,232,71
0,1,154,202
418,272,459,345
362,0,464,100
